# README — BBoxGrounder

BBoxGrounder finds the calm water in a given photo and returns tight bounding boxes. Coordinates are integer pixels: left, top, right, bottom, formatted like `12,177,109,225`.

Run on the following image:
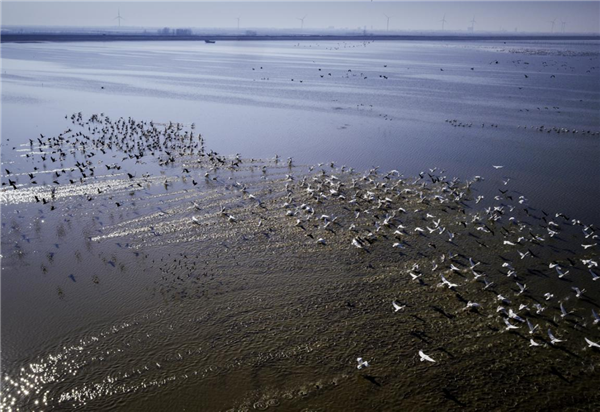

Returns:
2,40,599,223
1,40,600,410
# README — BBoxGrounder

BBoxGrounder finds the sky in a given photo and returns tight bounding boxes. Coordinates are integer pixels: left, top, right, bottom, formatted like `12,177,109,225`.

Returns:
1,1,599,33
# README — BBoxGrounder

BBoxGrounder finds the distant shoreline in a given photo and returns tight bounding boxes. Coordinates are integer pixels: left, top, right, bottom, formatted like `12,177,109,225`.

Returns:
2,33,599,43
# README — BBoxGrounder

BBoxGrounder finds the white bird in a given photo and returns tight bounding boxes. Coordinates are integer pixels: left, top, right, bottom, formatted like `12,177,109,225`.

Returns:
409,272,422,281
414,227,425,233
440,274,459,289
529,338,541,347
192,216,201,225
544,293,554,301
468,257,480,269
516,282,527,295
548,329,563,345
392,301,405,312
356,357,369,369
497,294,511,304
555,266,570,278
517,250,530,259
504,318,519,331
592,309,600,325
508,309,525,323
465,301,481,310
585,337,600,349
392,242,405,249
571,287,586,298
482,278,495,290
526,319,538,334
582,243,597,250
317,238,326,245
560,302,571,318
504,240,516,246
450,264,461,272
590,269,600,281
493,165,504,169
352,238,364,249
534,303,545,314
418,350,436,362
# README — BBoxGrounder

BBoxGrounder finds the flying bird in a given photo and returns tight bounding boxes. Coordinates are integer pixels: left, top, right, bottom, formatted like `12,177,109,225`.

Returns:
418,350,436,363
356,357,369,369
548,329,563,345
392,301,406,312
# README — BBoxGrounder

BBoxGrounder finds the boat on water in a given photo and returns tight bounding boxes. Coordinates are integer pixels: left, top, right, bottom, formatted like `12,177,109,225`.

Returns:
205,40,216,44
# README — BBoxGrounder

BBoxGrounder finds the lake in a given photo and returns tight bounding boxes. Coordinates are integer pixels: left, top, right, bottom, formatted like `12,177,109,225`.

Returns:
1,39,599,410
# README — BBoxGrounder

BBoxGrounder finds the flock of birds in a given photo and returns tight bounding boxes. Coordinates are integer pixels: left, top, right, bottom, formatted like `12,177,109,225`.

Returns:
1,112,599,410
253,159,600,369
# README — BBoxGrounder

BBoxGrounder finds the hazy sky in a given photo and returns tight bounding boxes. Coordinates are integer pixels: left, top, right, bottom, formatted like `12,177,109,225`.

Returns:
2,1,599,33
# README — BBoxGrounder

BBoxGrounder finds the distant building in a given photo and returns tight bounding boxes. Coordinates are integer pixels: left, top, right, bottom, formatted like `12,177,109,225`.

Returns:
245,30,257,36
159,27,171,35
175,28,192,36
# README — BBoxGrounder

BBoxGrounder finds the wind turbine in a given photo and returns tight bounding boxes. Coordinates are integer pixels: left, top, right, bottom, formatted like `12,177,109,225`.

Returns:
560,19,566,33
114,9,125,28
236,16,241,30
384,13,391,31
549,18,557,33
440,14,447,31
297,15,307,30
469,16,476,31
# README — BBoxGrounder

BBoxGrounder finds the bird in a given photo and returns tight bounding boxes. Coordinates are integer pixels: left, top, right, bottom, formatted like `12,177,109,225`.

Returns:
572,287,585,298
465,301,481,310
526,319,538,334
392,301,405,312
584,338,600,349
352,238,365,249
529,338,541,347
508,309,525,323
440,274,459,289
592,309,600,325
548,329,563,345
418,350,436,363
504,318,519,331
560,302,572,318
555,266,570,278
492,165,504,169
356,357,369,369
517,250,530,259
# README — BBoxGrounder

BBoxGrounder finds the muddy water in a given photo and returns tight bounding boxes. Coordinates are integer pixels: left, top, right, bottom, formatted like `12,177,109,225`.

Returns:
1,114,600,410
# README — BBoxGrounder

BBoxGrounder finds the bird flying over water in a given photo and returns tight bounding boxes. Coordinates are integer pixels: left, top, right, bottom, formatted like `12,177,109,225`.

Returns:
418,350,436,362
356,357,369,369
392,301,405,312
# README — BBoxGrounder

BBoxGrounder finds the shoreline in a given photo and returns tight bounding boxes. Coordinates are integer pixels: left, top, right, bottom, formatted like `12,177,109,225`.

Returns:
2,33,600,43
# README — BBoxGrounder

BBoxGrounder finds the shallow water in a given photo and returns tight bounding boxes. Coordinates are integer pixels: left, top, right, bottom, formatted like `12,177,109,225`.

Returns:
1,40,600,410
